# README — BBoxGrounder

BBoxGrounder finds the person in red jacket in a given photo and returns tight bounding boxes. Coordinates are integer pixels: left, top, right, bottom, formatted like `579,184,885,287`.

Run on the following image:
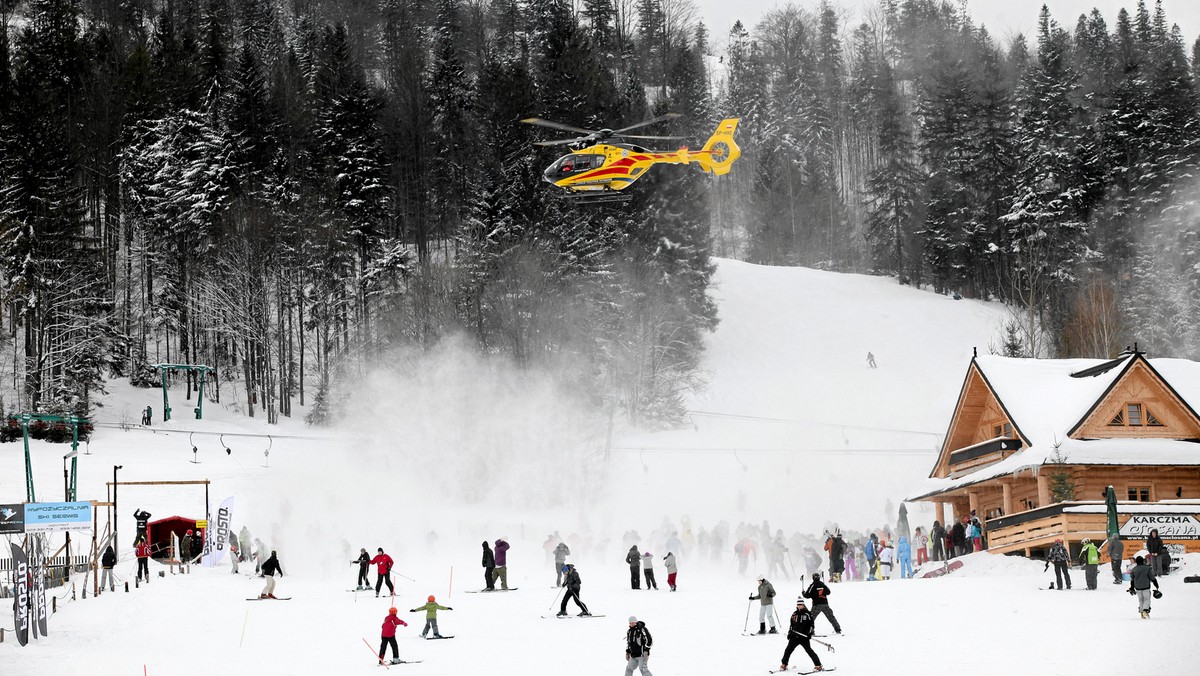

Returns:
378,607,408,663
135,537,152,583
371,548,396,597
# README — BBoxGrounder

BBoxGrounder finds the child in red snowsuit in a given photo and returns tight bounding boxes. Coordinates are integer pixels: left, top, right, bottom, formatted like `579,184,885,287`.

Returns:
379,608,408,662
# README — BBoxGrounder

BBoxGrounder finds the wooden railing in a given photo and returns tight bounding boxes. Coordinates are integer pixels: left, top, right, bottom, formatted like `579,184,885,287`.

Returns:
986,512,1108,554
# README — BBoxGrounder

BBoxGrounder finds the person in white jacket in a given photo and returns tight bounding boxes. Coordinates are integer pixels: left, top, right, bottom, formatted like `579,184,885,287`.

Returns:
877,543,895,580
664,552,678,591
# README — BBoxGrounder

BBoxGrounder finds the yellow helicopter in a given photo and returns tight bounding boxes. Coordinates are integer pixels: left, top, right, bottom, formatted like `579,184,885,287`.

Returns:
521,113,741,204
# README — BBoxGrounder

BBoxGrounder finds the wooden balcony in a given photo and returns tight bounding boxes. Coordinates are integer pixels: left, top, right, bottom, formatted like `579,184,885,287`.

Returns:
984,501,1200,556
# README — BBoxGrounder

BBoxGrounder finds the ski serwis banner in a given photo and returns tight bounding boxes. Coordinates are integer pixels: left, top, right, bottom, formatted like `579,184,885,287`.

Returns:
202,496,234,567
11,541,29,646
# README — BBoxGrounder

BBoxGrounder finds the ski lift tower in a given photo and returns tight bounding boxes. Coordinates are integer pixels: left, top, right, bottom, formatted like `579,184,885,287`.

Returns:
155,364,215,422
14,412,90,502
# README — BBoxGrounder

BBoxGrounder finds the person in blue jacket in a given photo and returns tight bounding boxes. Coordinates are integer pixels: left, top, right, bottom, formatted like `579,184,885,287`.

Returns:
864,534,878,581
897,535,913,578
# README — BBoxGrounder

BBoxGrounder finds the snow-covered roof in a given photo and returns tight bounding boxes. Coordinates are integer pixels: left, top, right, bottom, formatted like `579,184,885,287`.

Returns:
909,354,1200,501
1064,501,1200,514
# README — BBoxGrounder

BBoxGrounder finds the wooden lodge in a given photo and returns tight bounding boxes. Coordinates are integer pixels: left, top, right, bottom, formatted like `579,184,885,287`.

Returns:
909,349,1200,558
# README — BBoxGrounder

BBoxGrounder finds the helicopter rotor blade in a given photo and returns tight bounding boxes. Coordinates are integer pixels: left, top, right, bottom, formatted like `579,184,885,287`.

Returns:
617,134,690,141
533,138,591,147
520,117,597,135
612,112,682,135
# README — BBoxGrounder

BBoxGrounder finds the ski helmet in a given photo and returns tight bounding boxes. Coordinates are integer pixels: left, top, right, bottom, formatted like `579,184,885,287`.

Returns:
562,564,570,573
427,595,436,603
389,607,398,615
186,529,193,535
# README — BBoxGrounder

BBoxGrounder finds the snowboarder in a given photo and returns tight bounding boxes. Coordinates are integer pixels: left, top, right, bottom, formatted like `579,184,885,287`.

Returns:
625,616,653,676
642,551,658,590
481,541,496,591
1101,533,1124,584
897,535,913,579
554,540,571,586
378,607,408,663
259,550,283,599
100,544,117,592
409,594,452,638
557,563,590,616
493,538,511,590
179,529,194,573
135,537,151,583
664,551,678,591
930,521,946,561
370,547,396,597
1047,538,1071,590
1079,538,1101,590
132,508,152,545
352,548,370,590
1128,555,1160,618
626,545,642,589
867,352,876,368
749,576,778,634
779,597,823,672
802,573,841,635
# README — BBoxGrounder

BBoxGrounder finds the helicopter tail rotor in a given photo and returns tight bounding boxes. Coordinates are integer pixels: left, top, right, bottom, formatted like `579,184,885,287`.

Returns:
695,118,742,176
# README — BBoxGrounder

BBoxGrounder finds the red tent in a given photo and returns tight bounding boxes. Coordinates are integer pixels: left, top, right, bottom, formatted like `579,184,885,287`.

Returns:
146,516,202,560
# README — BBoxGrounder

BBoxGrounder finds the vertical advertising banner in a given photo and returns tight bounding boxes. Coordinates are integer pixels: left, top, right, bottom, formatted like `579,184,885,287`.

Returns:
10,541,29,646
34,534,48,638
202,497,234,568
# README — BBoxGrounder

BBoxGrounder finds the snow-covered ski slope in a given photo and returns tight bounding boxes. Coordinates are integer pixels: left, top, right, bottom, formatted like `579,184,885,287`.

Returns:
3,259,1197,674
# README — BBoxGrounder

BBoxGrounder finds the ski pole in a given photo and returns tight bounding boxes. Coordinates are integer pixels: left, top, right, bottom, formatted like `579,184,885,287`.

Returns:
743,599,752,634
395,572,416,582
549,586,565,611
811,636,836,653
362,637,389,668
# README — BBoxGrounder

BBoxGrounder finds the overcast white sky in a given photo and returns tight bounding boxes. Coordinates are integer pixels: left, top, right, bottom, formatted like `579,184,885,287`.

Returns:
694,0,1200,49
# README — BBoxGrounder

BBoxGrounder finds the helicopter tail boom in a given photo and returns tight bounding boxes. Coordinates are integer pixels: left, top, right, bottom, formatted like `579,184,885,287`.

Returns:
695,118,741,175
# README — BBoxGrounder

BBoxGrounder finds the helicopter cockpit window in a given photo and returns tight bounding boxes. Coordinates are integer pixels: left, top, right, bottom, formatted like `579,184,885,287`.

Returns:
555,155,602,173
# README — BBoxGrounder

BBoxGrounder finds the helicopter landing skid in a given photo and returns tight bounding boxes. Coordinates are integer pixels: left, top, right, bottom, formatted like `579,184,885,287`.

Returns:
560,192,633,206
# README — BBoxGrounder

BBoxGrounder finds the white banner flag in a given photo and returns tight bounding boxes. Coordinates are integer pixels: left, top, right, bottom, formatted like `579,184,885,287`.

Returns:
202,496,234,567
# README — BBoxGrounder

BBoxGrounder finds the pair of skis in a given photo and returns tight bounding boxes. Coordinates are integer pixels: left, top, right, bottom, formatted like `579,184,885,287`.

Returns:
769,668,836,674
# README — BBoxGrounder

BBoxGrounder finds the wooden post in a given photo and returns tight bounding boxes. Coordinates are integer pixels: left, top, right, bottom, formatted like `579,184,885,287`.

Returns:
1037,474,1051,508
1002,482,1014,515
967,491,979,516
936,501,946,527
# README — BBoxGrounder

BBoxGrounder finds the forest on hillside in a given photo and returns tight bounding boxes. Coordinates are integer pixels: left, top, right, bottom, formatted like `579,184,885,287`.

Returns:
0,0,1198,427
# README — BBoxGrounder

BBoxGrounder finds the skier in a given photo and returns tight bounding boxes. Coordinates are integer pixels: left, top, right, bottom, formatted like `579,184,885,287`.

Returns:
749,576,778,634
557,563,590,616
135,537,151,583
1079,538,1100,590
864,534,877,580
179,529,193,574
259,550,283,599
642,551,658,590
481,541,496,591
1128,555,1160,618
371,547,396,597
409,594,452,638
351,548,370,590
778,597,823,672
802,573,841,635
133,508,152,545
554,540,571,586
897,535,913,579
664,551,678,591
625,616,653,676
493,538,511,590
1101,533,1124,584
378,607,408,664
626,545,642,589
100,544,117,593
930,520,946,562
768,532,789,580
1047,538,1072,590
866,351,876,368
877,540,895,580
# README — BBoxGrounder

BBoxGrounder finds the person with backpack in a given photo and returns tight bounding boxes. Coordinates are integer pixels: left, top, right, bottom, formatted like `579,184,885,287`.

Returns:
409,595,452,638
663,551,678,591
749,576,778,634
553,540,571,587
625,616,654,676
626,545,642,589
557,563,590,617
642,551,658,590
100,544,117,592
802,573,841,635
1079,538,1101,590
779,597,823,672
371,547,396,597
1128,555,1160,618
259,550,283,599
378,607,408,663
481,541,496,591
135,537,151,583
1047,538,1071,590
351,548,370,590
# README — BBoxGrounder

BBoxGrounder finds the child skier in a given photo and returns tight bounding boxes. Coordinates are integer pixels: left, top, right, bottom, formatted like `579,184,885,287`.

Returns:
557,563,591,616
409,595,452,638
642,551,658,590
135,537,151,583
378,607,408,663
779,597,823,672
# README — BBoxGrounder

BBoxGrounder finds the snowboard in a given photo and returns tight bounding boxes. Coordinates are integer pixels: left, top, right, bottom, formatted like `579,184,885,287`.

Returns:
465,588,519,593
920,560,964,579
542,614,605,619
246,597,292,601
770,667,835,674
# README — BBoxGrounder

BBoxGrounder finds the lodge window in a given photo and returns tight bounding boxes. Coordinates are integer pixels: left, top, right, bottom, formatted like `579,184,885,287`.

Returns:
1127,486,1151,502
1107,403,1164,427
992,422,1013,437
